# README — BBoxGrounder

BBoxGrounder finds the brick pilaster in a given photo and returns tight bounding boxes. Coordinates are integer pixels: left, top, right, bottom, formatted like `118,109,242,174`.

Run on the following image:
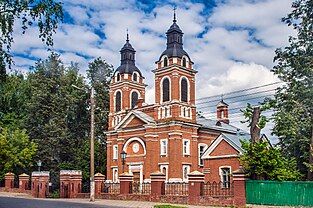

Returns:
4,172,14,189
188,171,204,204
150,171,166,197
233,168,247,207
95,173,105,197
119,172,133,194
19,173,30,192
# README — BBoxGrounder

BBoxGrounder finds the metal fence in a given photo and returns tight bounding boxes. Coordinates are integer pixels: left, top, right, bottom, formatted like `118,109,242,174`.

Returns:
132,181,151,194
203,181,234,197
246,180,313,206
165,182,188,196
104,182,120,194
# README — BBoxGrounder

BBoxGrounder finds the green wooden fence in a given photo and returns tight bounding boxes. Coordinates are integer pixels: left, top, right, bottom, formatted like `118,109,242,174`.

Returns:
246,180,313,206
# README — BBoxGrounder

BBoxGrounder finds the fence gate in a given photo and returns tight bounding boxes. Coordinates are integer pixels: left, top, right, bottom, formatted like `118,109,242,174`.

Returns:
246,180,313,206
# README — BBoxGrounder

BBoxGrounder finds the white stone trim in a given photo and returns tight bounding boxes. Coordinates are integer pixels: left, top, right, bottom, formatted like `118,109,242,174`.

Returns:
114,89,123,112
179,76,190,102
160,76,171,104
201,134,242,159
198,143,208,166
123,137,146,156
182,139,190,156
160,139,168,156
129,89,140,108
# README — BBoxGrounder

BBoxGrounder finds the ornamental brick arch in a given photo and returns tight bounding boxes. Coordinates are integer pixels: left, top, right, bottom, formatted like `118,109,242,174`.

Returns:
122,137,146,156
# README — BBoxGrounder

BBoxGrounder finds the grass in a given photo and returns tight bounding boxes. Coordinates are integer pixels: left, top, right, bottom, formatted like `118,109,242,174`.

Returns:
154,205,187,208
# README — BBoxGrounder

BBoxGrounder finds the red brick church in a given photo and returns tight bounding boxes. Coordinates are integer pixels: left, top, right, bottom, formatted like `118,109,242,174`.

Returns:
106,13,249,186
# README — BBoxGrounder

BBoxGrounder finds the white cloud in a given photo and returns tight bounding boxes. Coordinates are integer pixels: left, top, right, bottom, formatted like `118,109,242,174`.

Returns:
10,0,294,139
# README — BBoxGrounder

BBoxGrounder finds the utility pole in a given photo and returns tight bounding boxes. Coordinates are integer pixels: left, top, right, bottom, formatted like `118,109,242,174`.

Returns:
90,86,95,202
72,84,95,202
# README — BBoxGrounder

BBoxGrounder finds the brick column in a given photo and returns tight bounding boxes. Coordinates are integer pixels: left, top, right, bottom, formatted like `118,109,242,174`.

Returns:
150,171,165,198
19,173,30,192
233,168,247,207
94,173,105,197
31,171,49,198
4,172,14,189
188,171,204,204
60,170,82,198
119,173,133,194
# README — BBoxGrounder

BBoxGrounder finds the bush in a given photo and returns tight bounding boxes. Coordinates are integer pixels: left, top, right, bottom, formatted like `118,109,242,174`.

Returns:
154,205,186,208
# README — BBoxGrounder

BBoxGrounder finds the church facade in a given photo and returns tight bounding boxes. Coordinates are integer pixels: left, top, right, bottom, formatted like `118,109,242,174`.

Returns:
106,14,249,185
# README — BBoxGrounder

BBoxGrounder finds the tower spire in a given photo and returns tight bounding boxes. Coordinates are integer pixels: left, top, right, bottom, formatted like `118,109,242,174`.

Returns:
173,6,177,23
126,28,129,42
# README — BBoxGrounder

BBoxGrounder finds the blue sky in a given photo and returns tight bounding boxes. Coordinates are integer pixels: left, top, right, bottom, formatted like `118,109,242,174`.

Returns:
11,0,294,137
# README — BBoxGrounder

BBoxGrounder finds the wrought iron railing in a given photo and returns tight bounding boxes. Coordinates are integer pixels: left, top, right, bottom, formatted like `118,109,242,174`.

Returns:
132,181,151,194
165,182,188,196
203,181,234,197
104,182,120,194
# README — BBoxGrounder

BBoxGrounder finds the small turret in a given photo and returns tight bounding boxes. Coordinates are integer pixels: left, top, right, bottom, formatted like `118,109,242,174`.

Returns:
216,100,229,124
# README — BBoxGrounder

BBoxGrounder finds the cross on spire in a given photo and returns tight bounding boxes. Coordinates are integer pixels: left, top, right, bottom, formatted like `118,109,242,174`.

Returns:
173,6,177,23
126,28,129,42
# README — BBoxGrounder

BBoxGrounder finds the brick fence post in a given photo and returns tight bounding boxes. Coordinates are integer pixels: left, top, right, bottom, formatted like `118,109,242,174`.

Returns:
95,173,105,197
233,168,247,207
119,173,133,195
5,172,14,189
19,173,30,192
60,170,82,198
150,171,165,201
31,171,50,198
188,170,205,205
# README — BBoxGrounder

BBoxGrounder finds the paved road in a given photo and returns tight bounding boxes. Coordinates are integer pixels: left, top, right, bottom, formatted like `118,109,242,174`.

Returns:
0,197,126,208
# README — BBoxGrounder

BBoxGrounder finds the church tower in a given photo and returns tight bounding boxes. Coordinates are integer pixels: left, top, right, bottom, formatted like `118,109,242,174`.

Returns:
153,10,197,123
108,33,146,130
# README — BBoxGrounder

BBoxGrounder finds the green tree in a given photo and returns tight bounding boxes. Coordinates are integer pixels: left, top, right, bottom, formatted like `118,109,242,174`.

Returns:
0,72,31,129
0,0,63,68
240,140,302,181
272,0,313,179
25,53,88,187
0,127,37,180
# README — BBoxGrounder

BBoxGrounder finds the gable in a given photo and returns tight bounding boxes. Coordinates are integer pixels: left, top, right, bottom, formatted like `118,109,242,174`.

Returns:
210,139,240,156
114,110,155,130
124,116,146,128
201,134,243,159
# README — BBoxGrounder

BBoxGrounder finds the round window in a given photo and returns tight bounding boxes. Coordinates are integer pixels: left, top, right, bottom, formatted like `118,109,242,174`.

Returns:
132,143,139,153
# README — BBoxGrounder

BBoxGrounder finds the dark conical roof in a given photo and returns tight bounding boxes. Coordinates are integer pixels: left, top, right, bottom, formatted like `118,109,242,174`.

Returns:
114,32,142,76
158,9,191,62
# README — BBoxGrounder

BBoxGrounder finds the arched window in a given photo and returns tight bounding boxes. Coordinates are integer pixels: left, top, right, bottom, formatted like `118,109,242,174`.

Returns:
131,91,138,108
162,78,170,102
116,73,121,82
181,77,188,102
115,91,121,112
132,72,138,82
163,57,168,67
182,57,187,67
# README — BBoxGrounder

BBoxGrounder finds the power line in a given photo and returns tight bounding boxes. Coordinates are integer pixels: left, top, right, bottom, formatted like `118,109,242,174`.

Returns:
196,82,282,101
196,88,277,105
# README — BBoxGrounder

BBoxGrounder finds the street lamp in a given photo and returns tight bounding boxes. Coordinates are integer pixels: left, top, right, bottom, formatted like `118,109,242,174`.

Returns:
121,150,127,173
72,84,95,202
37,160,42,172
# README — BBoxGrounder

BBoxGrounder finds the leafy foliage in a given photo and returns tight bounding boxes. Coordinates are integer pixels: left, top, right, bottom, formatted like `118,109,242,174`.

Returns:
0,0,63,67
0,127,37,180
241,100,274,130
240,140,302,181
272,0,313,177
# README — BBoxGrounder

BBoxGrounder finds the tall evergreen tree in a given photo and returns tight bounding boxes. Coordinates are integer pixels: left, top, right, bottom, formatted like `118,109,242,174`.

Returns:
26,53,88,186
272,0,313,179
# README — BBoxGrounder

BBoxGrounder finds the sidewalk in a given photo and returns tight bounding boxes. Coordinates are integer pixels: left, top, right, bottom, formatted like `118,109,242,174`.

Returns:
0,192,221,208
